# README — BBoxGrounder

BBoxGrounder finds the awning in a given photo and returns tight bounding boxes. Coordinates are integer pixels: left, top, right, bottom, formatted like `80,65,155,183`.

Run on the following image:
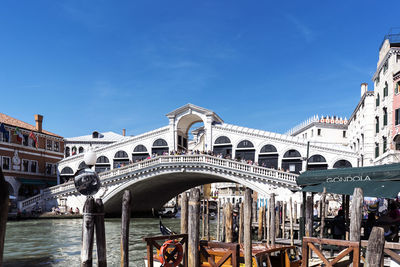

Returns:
297,163,400,198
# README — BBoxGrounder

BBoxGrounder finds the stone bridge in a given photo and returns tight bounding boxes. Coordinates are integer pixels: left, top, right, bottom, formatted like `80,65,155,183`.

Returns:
19,154,299,216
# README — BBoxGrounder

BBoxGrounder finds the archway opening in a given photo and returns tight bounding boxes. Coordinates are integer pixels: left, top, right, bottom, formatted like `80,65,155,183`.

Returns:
60,167,74,183
176,114,205,152
152,139,169,156
95,156,111,173
258,144,278,169
213,136,232,158
113,150,129,168
307,154,328,171
132,144,150,162
333,160,352,168
235,140,255,161
281,149,302,174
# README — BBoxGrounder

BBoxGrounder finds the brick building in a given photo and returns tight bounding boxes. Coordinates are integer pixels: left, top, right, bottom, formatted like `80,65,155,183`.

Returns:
0,113,64,206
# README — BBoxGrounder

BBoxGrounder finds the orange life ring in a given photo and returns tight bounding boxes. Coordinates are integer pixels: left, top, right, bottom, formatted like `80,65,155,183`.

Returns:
159,239,183,267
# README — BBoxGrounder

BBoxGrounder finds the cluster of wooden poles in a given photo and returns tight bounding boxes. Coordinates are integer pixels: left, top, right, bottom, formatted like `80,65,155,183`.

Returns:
80,190,133,267
180,187,301,267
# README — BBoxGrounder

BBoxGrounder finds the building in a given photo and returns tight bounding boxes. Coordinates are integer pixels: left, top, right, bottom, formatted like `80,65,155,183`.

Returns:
0,113,64,205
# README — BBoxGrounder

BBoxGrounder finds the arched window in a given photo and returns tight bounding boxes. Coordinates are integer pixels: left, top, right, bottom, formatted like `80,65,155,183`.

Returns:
383,108,387,126
133,145,147,152
260,144,277,153
95,156,111,173
72,146,77,156
79,147,84,154
114,150,128,158
153,139,168,147
333,160,352,168
376,93,380,107
114,150,129,168
307,154,328,171
258,144,278,169
237,140,254,148
65,147,70,157
92,131,99,138
61,167,74,174
384,82,388,97
152,139,169,155
215,136,231,144
281,149,302,174
235,140,255,161
213,136,232,157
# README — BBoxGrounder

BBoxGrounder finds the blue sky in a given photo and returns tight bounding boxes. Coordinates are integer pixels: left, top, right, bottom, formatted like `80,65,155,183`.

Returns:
0,0,397,137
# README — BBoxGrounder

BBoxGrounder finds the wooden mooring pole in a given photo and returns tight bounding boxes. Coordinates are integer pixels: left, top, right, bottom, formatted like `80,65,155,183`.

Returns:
270,194,276,246
319,188,326,241
188,188,200,267
239,202,244,243
366,227,385,266
216,199,221,241
244,188,252,267
266,198,271,245
206,199,210,241
95,199,107,267
289,197,294,246
201,199,205,239
258,205,263,241
181,193,188,234
263,202,267,240
0,168,9,266
350,188,363,242
305,196,313,237
121,190,132,267
81,197,96,267
225,202,233,243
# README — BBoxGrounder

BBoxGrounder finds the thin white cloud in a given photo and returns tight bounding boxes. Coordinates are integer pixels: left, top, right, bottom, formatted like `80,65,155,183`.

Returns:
285,14,315,43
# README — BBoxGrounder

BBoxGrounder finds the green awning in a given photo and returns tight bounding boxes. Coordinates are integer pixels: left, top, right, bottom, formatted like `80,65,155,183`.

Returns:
297,163,400,198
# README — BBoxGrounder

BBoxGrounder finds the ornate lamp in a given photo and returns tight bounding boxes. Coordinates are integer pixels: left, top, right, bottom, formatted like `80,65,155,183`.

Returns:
74,149,100,196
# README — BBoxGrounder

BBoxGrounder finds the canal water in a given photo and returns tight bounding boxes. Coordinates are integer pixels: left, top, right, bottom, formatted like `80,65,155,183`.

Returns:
4,217,216,267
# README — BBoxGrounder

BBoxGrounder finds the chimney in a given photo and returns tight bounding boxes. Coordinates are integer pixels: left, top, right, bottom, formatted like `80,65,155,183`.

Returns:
122,129,126,136
361,83,368,97
35,114,43,132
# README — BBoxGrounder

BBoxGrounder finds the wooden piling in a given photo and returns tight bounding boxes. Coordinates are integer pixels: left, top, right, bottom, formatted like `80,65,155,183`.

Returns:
350,188,363,242
121,190,132,267
244,189,252,267
366,227,385,266
252,201,257,225
181,193,188,234
281,202,286,239
305,196,313,237
289,197,294,246
225,202,233,243
221,203,225,242
258,205,263,241
206,199,210,241
81,197,96,267
263,203,267,240
270,194,276,246
201,199,205,239
95,199,107,267
320,188,326,240
275,201,280,238
216,200,221,241
188,188,200,267
266,198,271,245
239,202,244,244
0,168,9,266
294,201,297,224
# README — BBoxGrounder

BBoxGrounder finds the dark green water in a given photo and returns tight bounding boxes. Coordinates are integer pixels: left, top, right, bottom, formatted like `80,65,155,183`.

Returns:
4,217,208,267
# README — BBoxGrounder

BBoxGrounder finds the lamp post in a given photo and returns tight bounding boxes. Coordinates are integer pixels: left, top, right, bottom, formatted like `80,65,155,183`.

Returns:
74,149,107,267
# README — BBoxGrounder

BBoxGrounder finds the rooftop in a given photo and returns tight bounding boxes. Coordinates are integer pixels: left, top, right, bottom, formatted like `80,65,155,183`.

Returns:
0,113,62,138
65,131,129,143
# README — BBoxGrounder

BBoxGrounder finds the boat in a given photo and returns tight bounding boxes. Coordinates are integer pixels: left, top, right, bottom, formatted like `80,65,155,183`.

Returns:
159,218,176,236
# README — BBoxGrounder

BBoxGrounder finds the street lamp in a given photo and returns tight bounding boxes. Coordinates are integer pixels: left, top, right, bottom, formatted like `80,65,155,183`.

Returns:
74,149,100,196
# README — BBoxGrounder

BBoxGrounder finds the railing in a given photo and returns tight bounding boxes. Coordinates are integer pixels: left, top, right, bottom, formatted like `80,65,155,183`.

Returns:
19,154,299,210
199,241,240,267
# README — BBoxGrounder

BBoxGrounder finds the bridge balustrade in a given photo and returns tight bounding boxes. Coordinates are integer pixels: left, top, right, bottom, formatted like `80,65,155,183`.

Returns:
19,154,299,211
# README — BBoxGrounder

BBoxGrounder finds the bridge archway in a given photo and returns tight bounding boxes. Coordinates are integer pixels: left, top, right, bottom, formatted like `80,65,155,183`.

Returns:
132,144,149,162
213,136,232,157
333,159,352,168
235,140,255,161
152,139,169,155
60,167,74,183
307,154,328,170
114,150,129,168
281,149,302,174
258,144,278,169
95,156,111,173
101,169,291,216
176,113,205,151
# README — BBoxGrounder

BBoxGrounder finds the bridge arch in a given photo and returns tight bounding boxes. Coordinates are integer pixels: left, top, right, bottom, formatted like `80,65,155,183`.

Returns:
333,159,352,168
152,138,169,155
258,144,278,169
101,168,292,215
235,140,255,161
307,154,328,170
95,156,111,173
132,144,150,162
114,150,129,168
176,113,205,151
213,135,232,157
60,167,74,183
281,149,302,173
